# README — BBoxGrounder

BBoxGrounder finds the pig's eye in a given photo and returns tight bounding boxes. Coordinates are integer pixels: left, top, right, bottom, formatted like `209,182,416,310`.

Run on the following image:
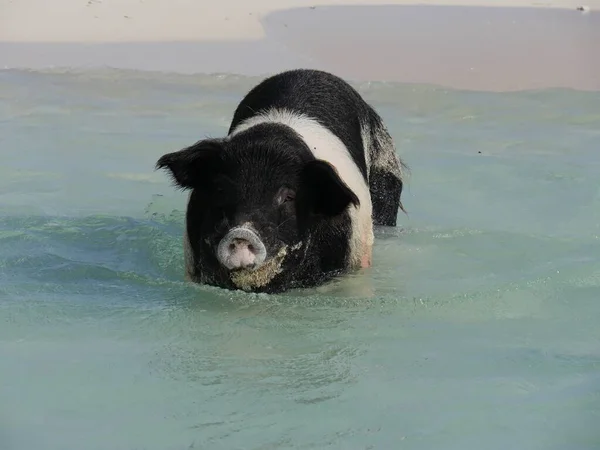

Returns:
284,191,295,203
276,187,296,206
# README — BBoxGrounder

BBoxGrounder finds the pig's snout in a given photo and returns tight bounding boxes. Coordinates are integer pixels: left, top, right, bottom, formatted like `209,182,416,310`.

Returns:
217,226,267,271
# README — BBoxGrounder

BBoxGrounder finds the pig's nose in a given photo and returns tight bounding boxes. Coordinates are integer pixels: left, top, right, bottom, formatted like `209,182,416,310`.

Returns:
217,226,267,270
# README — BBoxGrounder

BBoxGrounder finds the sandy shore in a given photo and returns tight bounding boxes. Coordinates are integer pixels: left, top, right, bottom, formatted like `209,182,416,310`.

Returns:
2,0,598,42
264,5,600,91
1,0,599,91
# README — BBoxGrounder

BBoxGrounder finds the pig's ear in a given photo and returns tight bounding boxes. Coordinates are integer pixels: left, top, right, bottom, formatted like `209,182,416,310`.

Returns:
297,160,360,219
155,139,224,189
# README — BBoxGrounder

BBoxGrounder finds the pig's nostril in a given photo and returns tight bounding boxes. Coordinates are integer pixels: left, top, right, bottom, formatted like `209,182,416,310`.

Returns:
217,227,267,270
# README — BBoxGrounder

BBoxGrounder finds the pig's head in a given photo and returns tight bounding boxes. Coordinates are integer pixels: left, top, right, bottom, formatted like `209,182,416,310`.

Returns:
156,124,359,292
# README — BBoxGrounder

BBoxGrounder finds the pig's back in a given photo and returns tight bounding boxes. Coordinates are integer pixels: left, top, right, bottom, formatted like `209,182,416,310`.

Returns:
228,69,374,180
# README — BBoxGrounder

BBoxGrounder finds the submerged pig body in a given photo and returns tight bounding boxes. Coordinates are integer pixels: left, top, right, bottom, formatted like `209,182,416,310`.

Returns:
157,69,407,293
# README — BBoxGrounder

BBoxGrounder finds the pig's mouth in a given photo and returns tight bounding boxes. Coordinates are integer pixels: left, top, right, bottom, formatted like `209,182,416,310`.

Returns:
228,246,289,291
228,241,304,291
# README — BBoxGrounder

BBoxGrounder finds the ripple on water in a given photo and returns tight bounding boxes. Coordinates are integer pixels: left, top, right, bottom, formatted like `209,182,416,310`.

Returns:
1,69,600,450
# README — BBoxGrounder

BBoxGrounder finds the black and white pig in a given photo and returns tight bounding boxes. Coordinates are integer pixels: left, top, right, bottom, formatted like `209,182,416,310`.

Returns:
156,69,407,293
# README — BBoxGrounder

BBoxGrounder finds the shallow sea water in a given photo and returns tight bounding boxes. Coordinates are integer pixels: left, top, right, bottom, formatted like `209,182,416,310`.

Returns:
1,69,599,450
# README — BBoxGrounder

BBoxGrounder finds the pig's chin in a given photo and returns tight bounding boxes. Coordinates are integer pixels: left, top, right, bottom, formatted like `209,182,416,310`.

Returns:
228,246,288,291
228,242,302,292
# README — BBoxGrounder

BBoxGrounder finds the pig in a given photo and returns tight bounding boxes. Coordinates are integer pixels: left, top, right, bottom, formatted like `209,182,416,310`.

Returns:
156,69,407,294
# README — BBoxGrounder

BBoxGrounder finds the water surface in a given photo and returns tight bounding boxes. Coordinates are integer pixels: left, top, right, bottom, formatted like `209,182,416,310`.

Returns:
1,69,599,450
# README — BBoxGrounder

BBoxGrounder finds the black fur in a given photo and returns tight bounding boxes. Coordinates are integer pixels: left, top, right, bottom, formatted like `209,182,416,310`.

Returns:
157,122,357,293
156,69,406,293
229,69,373,181
369,167,403,227
366,111,407,226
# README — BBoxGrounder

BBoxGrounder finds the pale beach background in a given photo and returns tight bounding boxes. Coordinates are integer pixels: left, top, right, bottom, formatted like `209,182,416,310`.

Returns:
2,0,600,90
1,1,600,450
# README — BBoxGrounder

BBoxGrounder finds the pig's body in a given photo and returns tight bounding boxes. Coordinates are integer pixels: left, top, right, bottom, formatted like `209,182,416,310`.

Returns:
157,69,407,293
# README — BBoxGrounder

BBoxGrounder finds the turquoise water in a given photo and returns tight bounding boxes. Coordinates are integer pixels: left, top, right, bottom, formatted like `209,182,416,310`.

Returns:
1,69,599,450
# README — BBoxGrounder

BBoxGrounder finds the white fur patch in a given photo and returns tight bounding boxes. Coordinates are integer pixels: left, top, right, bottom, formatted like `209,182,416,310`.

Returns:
371,124,404,179
229,107,373,268
360,121,372,176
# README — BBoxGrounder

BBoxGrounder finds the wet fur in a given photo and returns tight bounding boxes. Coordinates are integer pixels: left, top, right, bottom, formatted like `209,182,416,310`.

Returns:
157,69,407,293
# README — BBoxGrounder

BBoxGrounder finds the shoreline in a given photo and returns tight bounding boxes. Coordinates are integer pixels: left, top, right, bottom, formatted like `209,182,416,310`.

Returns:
263,5,600,91
2,2,599,92
2,0,598,43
